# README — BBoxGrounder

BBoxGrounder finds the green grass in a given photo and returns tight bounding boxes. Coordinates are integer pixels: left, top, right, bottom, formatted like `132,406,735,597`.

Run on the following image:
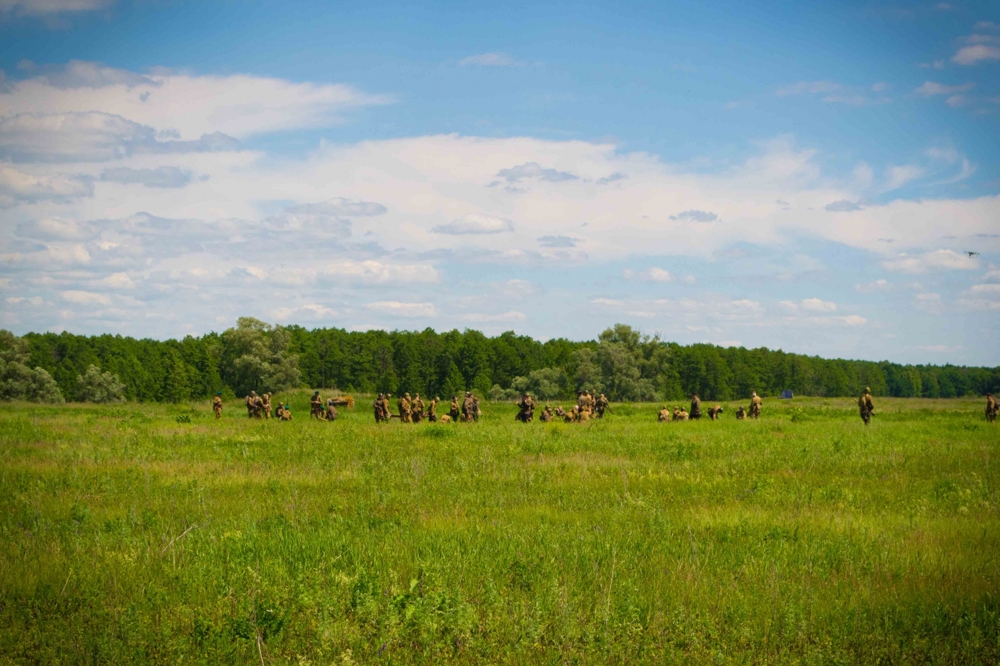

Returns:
1,394,998,664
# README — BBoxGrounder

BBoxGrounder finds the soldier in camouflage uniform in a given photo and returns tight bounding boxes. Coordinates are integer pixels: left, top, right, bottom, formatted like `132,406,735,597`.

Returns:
279,404,293,421
658,406,671,422
253,393,265,419
749,391,762,419
540,404,554,422
412,394,425,423
858,387,874,426
380,394,392,423
736,406,747,420
245,391,257,419
461,392,474,422
986,393,997,423
310,391,323,419
324,398,338,421
427,397,439,423
374,394,384,423
689,393,702,420
399,393,412,423
515,393,536,423
212,392,223,419
708,405,723,420
595,393,610,418
450,396,460,421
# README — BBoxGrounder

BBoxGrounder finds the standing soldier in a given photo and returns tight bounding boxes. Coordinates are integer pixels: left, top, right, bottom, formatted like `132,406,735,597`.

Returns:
595,393,610,418
245,391,257,419
516,392,536,423
262,392,272,419
212,392,223,419
310,391,323,419
427,397,439,423
450,396,461,421
253,393,265,419
461,392,474,422
858,387,874,426
380,394,392,423
987,393,998,423
690,393,702,420
374,393,384,423
399,393,412,423
412,394,425,423
749,391,763,419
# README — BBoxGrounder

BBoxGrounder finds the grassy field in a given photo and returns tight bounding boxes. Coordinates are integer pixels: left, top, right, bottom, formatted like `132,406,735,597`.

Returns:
1,393,998,664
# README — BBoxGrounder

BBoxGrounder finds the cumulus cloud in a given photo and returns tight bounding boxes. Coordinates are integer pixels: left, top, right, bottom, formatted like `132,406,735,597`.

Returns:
882,250,980,273
0,0,114,16
321,260,438,285
801,297,837,312
0,164,93,206
495,162,577,184
459,53,518,66
669,209,718,222
641,267,672,282
459,310,527,322
970,283,1000,294
16,216,101,240
952,44,1000,65
272,303,337,321
432,214,513,235
100,166,195,188
365,301,437,317
537,235,578,248
61,289,109,304
915,81,975,96
824,199,863,212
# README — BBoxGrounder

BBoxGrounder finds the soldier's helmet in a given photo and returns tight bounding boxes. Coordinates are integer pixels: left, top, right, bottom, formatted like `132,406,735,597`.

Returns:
250,390,257,396
864,386,871,393
314,390,320,395
405,392,411,398
216,391,222,395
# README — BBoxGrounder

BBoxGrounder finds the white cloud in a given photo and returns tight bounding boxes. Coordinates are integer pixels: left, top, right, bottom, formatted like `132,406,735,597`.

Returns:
885,165,924,190
970,283,1000,294
0,165,93,206
855,278,889,292
682,275,696,284
591,298,624,307
0,62,388,152
432,214,513,235
983,267,1000,281
97,272,135,289
6,296,44,305
459,53,518,66
801,297,837,312
322,260,439,285
840,315,866,326
100,166,195,188
61,289,109,304
641,267,672,282
882,250,979,273
916,292,941,301
272,303,337,321
365,301,437,317
915,81,975,96
0,0,113,15
459,310,526,323
952,44,1000,65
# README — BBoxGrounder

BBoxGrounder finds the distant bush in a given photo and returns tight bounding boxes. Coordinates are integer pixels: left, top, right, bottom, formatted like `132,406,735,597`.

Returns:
77,365,126,404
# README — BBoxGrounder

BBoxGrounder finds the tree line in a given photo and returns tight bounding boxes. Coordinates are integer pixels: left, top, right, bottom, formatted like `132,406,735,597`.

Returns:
2,319,997,403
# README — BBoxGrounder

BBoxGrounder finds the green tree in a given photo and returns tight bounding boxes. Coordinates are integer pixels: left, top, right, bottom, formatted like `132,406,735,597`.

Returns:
77,365,126,403
0,330,64,403
219,318,301,396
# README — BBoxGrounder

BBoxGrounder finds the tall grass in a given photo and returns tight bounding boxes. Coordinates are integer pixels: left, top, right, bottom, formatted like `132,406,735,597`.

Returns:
1,394,997,664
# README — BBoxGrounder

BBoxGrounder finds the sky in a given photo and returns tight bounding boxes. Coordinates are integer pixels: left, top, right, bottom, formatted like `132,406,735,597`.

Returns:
0,0,998,365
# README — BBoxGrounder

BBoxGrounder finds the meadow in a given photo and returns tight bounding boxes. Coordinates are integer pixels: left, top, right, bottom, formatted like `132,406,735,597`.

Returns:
0,393,997,664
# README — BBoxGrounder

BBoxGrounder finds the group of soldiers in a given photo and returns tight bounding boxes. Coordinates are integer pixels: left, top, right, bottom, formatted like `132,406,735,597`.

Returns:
239,390,293,420
309,391,341,421
372,391,482,424
210,387,997,426
514,390,611,423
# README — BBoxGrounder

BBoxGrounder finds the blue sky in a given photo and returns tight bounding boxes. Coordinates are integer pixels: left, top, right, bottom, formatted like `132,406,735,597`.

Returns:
1,0,998,364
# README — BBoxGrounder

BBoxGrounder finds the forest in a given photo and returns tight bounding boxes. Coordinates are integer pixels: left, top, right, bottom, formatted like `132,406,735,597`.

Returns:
2,318,996,404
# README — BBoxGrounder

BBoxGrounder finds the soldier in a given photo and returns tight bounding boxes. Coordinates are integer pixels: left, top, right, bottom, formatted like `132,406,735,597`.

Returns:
380,394,392,423
427,397,439,423
708,405,723,421
374,393,384,423
858,387,874,426
461,392,475,422
262,392,272,420
310,391,323,419
516,392,535,423
212,392,223,419
736,406,747,420
987,393,998,423
690,393,702,420
540,404,554,422
324,398,338,421
253,393,265,419
595,393,610,418
749,391,762,419
275,403,285,419
658,406,671,422
449,396,460,421
399,393,412,423
279,404,293,421
673,407,689,421
245,391,257,419
412,393,424,423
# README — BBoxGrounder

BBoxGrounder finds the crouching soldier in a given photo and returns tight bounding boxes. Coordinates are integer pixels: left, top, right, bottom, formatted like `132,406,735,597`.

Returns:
708,405,724,420
324,398,338,421
736,406,747,420
658,406,671,422
279,404,293,421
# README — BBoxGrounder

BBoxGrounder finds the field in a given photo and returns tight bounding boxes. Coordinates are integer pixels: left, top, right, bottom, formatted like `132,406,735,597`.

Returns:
1,394,998,664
